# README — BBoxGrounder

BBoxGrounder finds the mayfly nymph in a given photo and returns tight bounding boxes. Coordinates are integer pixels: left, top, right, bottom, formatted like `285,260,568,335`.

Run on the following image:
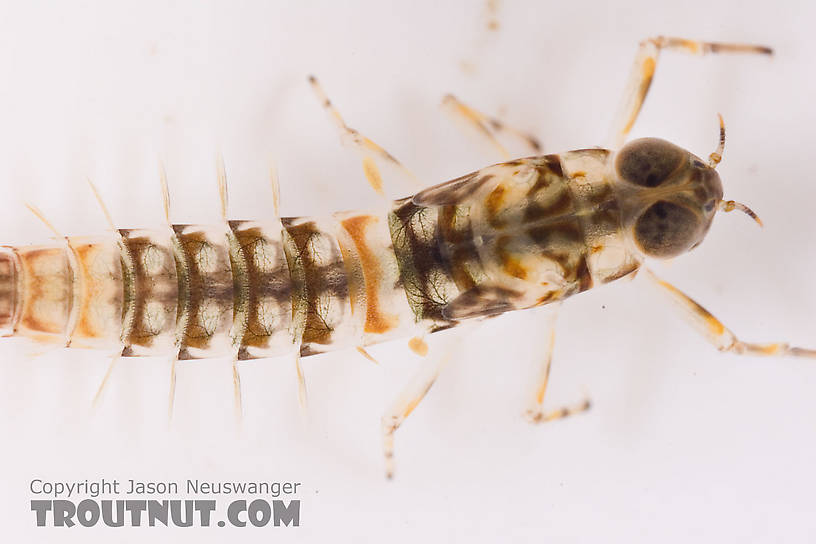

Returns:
0,36,811,478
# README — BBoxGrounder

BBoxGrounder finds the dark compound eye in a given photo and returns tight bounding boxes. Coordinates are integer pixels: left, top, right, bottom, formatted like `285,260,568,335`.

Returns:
616,138,686,188
634,200,701,258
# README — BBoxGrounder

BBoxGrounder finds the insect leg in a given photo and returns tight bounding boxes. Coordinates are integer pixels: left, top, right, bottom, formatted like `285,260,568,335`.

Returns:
644,269,816,358
382,344,449,480
356,346,379,365
525,306,592,424
608,36,772,150
294,350,308,411
441,94,542,159
308,75,423,198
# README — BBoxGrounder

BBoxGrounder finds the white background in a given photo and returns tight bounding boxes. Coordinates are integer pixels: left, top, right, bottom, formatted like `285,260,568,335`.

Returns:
0,0,815,542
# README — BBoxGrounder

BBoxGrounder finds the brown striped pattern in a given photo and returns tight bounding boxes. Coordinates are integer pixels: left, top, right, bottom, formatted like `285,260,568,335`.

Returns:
388,199,460,326
227,220,294,359
281,217,354,356
120,229,179,355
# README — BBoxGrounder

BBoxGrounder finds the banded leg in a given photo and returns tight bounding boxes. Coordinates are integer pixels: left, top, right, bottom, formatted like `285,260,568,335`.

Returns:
644,269,816,358
525,306,591,424
441,94,542,159
608,36,772,149
382,340,450,479
308,75,423,198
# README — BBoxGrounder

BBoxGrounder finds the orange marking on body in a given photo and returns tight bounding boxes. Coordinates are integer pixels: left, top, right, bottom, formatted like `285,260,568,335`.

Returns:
536,289,562,306
403,381,435,418
403,397,421,418
703,313,725,336
72,243,101,338
341,215,400,334
356,345,379,364
484,184,508,224
754,343,782,355
657,275,725,337
495,235,528,280
361,156,385,196
623,57,656,135
642,57,657,79
68,242,122,344
678,39,700,53
27,333,66,345
535,381,548,405
652,275,725,336
501,254,528,280
408,336,428,357
17,247,71,336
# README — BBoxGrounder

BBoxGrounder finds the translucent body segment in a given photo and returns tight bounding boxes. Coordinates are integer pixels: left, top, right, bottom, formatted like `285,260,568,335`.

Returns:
558,149,641,284
14,245,72,343
436,205,490,293
65,235,124,350
471,156,588,305
227,220,296,359
281,216,356,356
0,247,19,336
388,199,463,326
172,224,235,360
334,211,416,345
393,159,579,324
397,152,641,322
119,229,179,356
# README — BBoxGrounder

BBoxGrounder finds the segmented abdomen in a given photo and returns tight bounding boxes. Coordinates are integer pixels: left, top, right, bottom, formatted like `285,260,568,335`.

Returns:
0,150,641,359
0,208,419,359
